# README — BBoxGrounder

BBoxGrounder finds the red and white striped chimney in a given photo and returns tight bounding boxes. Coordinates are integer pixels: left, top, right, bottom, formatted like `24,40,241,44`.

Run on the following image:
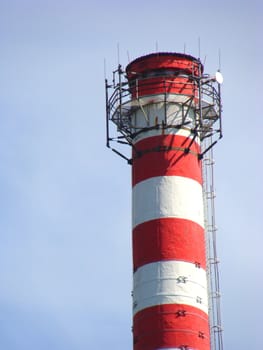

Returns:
106,51,223,350
126,53,209,350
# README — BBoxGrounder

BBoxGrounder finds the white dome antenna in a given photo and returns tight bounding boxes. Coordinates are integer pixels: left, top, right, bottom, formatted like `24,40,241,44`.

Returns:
215,71,224,84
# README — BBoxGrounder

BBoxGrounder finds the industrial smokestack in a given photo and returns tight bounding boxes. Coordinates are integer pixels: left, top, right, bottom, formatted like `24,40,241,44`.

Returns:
106,52,223,350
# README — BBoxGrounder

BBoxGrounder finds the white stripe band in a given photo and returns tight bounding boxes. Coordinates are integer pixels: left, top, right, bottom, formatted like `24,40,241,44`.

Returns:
133,261,208,315
133,126,200,145
125,95,200,145
133,127,200,144
132,176,204,229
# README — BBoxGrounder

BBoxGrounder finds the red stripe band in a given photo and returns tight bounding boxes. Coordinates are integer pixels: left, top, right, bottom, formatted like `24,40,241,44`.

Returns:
133,218,206,271
132,134,202,187
133,304,209,350
129,76,197,98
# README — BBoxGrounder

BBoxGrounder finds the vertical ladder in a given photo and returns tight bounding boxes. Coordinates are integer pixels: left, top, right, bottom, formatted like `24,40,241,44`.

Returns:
202,138,224,350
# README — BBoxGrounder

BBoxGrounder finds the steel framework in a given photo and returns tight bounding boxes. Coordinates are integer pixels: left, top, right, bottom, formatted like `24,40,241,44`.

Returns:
105,63,222,164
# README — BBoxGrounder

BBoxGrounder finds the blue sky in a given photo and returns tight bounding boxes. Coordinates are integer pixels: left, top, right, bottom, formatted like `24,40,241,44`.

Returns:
0,0,262,349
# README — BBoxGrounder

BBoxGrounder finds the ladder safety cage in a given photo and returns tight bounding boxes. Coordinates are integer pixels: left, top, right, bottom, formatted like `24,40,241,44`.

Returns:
202,140,224,350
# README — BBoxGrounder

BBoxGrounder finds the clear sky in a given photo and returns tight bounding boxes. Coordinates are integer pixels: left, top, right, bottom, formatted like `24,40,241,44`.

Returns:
0,0,262,349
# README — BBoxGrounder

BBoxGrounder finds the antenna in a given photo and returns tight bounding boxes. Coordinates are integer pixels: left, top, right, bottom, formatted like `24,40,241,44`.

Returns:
215,71,224,84
127,51,130,63
155,41,158,52
218,48,222,71
184,43,186,54
117,43,120,65
104,58,107,80
198,37,201,59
